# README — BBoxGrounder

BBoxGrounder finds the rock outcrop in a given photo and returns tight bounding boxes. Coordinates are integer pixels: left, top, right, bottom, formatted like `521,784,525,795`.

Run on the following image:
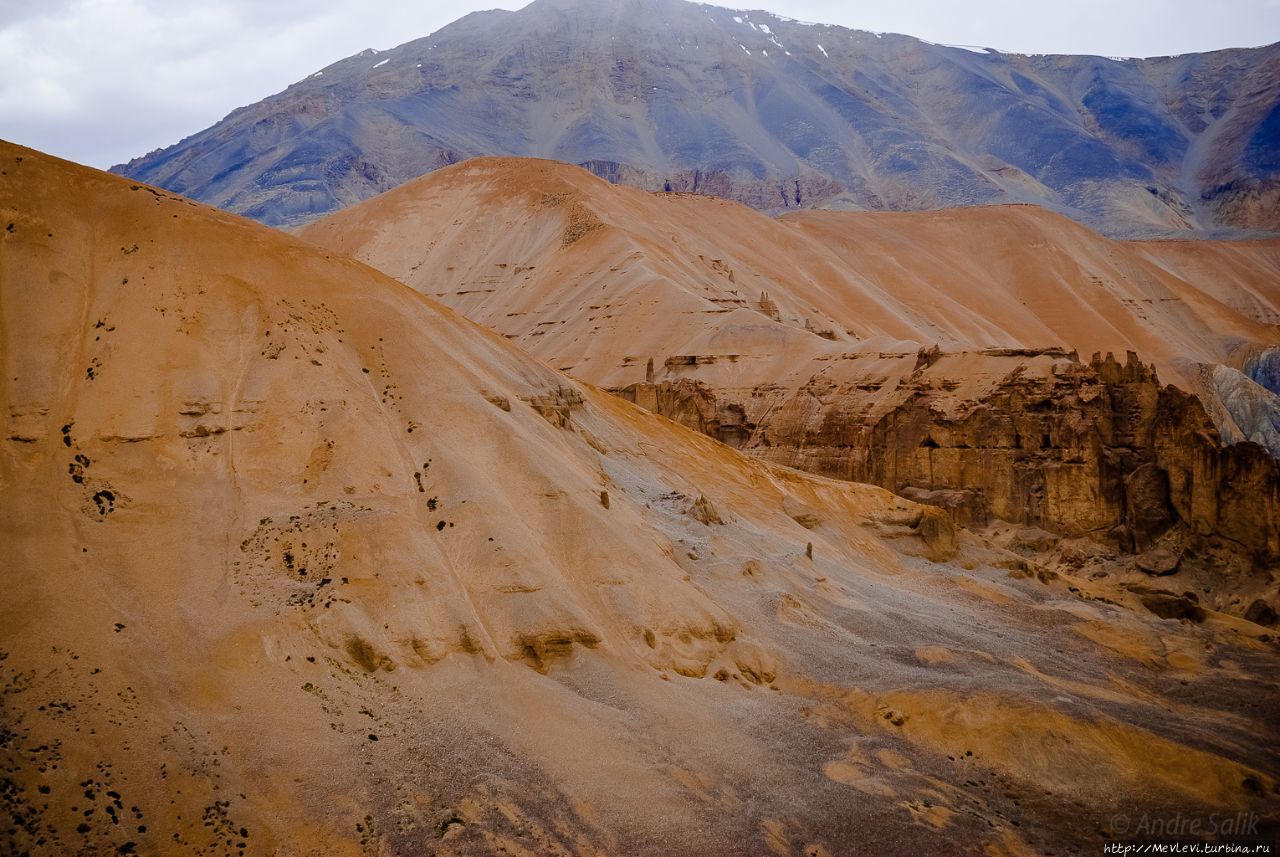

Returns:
1210,346,1280,458
619,350,1280,569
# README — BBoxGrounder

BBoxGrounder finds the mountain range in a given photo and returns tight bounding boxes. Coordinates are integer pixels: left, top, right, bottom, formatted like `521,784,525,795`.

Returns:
5,135,1280,857
112,0,1280,237
6,0,1280,851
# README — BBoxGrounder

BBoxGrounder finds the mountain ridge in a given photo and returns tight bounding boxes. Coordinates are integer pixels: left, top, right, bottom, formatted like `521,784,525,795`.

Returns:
297,155,1280,392
113,0,1280,236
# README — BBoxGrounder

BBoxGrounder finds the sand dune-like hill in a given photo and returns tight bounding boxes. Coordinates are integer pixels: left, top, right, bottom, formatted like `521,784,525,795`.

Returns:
3,143,1279,854
299,156,1280,395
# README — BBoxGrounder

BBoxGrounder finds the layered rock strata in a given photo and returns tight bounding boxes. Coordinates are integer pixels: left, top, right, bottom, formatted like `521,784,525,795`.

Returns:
618,349,1280,613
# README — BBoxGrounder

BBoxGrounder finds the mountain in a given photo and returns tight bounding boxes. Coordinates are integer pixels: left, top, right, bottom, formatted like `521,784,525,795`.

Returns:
112,0,1280,237
298,156,1280,617
5,142,1280,853
297,157,1280,393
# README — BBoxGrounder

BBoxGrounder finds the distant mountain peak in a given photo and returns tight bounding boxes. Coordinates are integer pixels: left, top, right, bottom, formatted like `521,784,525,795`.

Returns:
113,0,1280,237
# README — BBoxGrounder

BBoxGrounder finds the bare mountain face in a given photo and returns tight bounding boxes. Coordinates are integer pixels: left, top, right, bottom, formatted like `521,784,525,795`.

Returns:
10,142,1280,854
112,0,1279,237
299,157,1280,623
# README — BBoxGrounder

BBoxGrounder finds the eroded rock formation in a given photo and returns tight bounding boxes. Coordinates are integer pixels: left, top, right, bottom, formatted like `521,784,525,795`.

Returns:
619,349,1280,574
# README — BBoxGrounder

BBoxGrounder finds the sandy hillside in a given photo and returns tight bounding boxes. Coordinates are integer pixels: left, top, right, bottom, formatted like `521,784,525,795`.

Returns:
298,157,1280,396
3,143,1279,854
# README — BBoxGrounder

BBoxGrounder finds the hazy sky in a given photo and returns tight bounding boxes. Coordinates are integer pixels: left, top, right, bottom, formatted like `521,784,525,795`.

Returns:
2,0,1278,169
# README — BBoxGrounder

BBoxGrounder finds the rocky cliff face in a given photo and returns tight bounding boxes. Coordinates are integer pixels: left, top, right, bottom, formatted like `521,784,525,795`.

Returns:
113,0,1279,237
618,349,1280,613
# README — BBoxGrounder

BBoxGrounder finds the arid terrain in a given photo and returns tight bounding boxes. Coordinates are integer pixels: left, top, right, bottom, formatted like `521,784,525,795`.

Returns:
299,156,1280,624
4,137,1279,856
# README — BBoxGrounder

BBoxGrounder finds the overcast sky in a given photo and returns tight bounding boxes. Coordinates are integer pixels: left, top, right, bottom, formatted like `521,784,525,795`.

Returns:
2,0,1278,169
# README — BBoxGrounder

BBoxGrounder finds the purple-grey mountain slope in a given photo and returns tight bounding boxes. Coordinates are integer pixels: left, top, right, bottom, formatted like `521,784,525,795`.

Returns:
113,0,1280,237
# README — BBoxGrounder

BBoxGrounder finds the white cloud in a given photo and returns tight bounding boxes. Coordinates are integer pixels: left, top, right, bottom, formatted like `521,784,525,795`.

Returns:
0,0,525,166
783,0,1279,56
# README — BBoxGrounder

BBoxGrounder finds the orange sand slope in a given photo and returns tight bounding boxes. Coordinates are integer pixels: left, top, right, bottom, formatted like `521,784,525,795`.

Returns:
299,157,1280,391
3,143,1278,854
